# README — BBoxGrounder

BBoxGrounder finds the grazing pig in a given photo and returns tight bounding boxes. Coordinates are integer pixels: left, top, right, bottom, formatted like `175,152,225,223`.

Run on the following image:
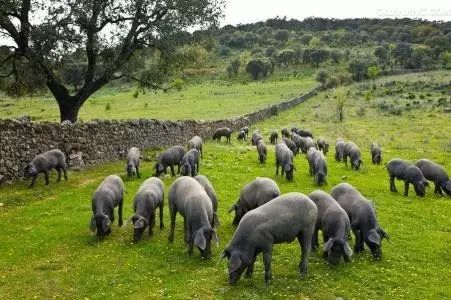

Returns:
168,177,218,258
331,183,389,259
154,145,186,177
237,130,246,141
415,159,451,196
282,138,299,156
297,129,313,138
251,132,263,146
299,136,316,153
307,149,328,186
90,175,124,239
24,149,68,188
335,138,346,162
269,131,278,144
308,190,352,265
317,138,329,155
291,127,299,133
240,126,249,138
387,158,429,197
256,140,267,164
370,143,382,165
290,132,303,151
194,175,220,227
131,177,164,242
213,127,232,143
221,192,317,286
126,147,141,178
344,142,362,170
180,149,200,177
188,136,203,159
228,177,280,225
281,128,290,138
275,143,295,181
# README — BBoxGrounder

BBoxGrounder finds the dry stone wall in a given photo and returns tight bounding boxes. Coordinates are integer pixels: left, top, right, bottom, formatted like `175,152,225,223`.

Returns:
0,86,321,184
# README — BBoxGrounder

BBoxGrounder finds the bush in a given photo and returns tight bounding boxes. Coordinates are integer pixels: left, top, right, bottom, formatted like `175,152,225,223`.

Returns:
246,57,273,80
172,78,185,91
132,90,139,98
105,103,111,111
356,107,366,117
315,69,329,85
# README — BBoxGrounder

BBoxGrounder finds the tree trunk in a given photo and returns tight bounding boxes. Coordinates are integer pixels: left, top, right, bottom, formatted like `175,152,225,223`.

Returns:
57,97,82,123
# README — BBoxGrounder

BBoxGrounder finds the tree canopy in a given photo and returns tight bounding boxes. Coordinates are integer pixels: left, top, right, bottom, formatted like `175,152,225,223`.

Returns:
0,0,224,122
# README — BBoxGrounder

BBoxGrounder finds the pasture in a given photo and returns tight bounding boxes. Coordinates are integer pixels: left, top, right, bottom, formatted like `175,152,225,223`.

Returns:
0,72,450,299
0,76,316,122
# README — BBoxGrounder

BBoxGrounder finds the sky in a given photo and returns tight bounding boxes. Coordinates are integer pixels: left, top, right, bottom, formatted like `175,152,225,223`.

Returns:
221,0,451,25
1,0,450,46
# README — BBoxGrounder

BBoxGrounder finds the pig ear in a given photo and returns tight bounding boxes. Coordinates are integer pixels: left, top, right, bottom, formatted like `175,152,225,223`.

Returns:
194,230,207,250
368,230,381,245
89,217,96,232
101,217,111,233
220,249,230,261
134,217,145,229
379,228,391,241
343,241,353,257
324,238,334,252
229,253,242,273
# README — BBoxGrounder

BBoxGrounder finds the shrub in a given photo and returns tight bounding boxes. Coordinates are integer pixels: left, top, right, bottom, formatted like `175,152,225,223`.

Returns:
105,103,111,111
172,78,185,91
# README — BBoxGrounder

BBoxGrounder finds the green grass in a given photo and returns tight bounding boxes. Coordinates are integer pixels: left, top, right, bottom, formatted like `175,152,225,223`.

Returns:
0,71,450,299
0,76,317,121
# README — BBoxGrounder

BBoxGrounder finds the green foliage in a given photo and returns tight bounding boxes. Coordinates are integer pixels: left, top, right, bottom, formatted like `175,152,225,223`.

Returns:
334,87,346,121
171,78,185,91
274,29,290,43
105,103,111,111
392,42,413,67
315,69,329,85
245,57,273,80
366,66,381,82
226,57,241,78
277,49,296,66
348,58,374,81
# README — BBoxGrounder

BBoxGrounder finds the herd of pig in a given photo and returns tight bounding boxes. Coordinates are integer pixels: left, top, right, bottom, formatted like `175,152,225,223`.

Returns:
20,125,450,286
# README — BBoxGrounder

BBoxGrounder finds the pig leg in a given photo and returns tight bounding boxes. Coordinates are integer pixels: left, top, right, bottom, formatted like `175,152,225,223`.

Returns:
149,213,155,236
29,175,37,188
56,167,62,182
159,203,164,229
136,165,141,179
63,167,68,181
244,255,257,278
170,165,175,177
186,221,194,255
389,175,397,192
434,181,442,195
168,205,177,243
262,247,273,287
311,227,319,251
118,198,123,226
275,162,280,175
44,171,50,185
298,226,313,276
403,181,409,196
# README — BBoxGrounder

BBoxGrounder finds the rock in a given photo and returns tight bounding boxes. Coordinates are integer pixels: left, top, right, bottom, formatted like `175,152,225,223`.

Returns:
69,152,85,171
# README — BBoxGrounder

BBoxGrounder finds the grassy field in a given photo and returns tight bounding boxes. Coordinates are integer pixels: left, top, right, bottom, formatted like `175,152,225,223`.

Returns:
0,76,316,122
0,71,450,299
